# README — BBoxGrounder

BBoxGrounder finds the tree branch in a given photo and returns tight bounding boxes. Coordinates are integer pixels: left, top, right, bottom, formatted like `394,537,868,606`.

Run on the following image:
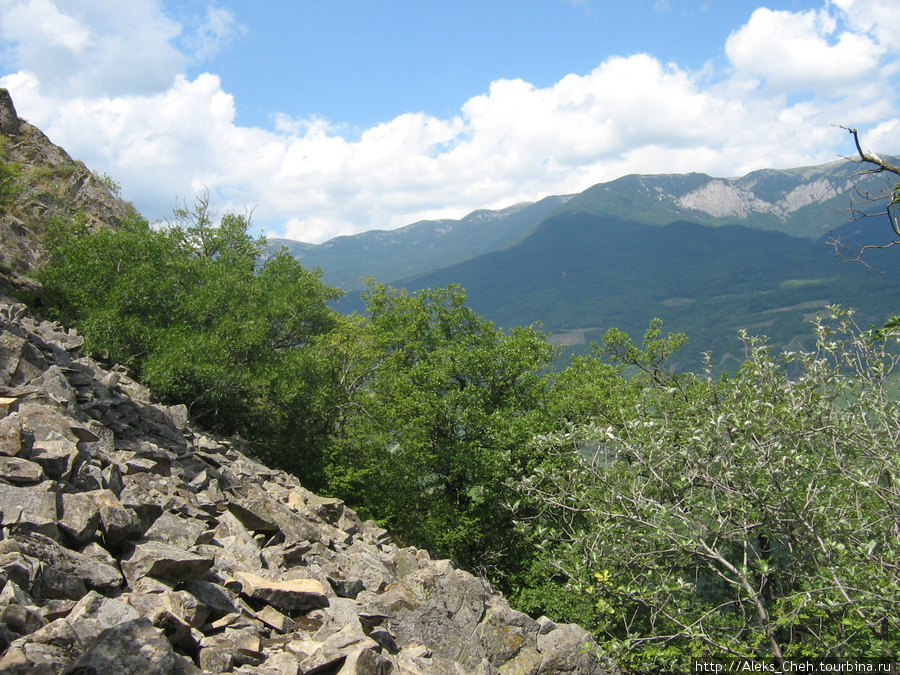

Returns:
841,126,900,178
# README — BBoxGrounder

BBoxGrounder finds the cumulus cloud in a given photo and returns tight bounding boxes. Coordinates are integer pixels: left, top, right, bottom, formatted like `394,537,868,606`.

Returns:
0,0,184,96
725,7,882,92
1,0,899,243
832,0,900,51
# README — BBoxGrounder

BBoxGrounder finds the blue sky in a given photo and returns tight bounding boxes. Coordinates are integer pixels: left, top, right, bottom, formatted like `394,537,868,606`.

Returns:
183,1,785,130
1,0,899,242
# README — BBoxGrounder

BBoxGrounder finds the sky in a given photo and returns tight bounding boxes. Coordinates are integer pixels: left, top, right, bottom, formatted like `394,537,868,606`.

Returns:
1,0,899,244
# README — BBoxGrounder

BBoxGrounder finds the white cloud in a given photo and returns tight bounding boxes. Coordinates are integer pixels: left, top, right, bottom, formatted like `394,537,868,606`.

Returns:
180,6,245,63
1,0,899,243
832,0,900,51
725,7,882,92
0,0,184,96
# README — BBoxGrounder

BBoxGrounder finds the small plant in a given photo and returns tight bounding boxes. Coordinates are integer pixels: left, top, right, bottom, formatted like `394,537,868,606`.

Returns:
95,171,121,196
0,158,21,214
25,163,77,184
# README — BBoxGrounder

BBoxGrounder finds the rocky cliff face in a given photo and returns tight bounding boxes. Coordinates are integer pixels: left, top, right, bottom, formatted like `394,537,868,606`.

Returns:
676,175,845,220
0,88,128,277
0,291,615,674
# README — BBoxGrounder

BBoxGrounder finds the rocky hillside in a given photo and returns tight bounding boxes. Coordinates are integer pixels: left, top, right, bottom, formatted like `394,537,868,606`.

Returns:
0,291,615,674
0,88,127,280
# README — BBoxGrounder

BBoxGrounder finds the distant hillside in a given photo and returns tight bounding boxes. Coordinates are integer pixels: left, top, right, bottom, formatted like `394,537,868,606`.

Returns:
394,211,900,371
561,160,885,238
270,194,571,292
280,157,896,295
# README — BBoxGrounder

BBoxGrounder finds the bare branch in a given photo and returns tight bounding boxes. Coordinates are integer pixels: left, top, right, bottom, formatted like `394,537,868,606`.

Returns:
829,127,900,264
828,234,900,272
840,126,900,178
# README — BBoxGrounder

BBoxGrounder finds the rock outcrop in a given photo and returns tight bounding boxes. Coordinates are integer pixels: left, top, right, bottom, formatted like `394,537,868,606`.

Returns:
0,292,616,674
0,88,128,277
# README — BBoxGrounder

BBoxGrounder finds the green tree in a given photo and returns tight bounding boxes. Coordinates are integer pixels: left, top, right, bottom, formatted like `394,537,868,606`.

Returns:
39,201,343,472
519,311,900,671
322,282,556,577
40,214,186,365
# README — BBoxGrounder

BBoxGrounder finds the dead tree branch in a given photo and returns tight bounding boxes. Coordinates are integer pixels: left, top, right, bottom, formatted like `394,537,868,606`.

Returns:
828,127,900,268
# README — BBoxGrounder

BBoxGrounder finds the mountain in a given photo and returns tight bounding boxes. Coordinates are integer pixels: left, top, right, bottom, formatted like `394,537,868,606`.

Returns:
560,160,880,238
281,158,900,372
283,157,896,294
397,211,900,371
269,195,571,292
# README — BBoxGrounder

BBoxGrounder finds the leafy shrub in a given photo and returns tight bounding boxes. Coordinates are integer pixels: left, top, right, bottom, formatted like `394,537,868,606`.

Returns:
519,309,900,670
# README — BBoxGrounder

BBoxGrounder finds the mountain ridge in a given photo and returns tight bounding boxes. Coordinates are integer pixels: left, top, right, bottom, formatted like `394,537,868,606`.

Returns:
280,156,895,297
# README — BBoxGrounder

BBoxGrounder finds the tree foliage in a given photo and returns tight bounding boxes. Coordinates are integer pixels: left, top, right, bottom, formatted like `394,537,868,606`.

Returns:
39,201,343,473
321,282,557,575
519,309,900,670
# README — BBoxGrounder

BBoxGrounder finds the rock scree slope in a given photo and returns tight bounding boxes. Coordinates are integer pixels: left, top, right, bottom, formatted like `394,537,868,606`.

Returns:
0,291,616,674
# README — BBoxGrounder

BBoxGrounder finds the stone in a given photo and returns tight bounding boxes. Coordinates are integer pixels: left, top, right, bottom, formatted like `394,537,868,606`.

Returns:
304,493,347,525
234,571,329,613
199,646,234,673
33,366,77,409
0,534,122,593
337,645,394,675
0,414,23,455
145,510,207,550
120,540,214,584
26,438,80,481
57,492,101,545
63,617,175,675
536,623,613,675
160,589,209,629
24,616,79,649
0,604,46,636
0,88,21,135
327,574,366,600
384,566,487,644
256,604,295,633
65,591,141,645
0,334,45,387
199,627,264,668
0,455,43,484
0,397,17,418
0,484,59,539
180,580,239,617
474,604,540,667
69,461,104,492
36,562,87,599
16,402,75,443
0,578,35,607
498,646,543,675
263,651,301,675
366,628,399,656
98,502,143,550
148,606,198,654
